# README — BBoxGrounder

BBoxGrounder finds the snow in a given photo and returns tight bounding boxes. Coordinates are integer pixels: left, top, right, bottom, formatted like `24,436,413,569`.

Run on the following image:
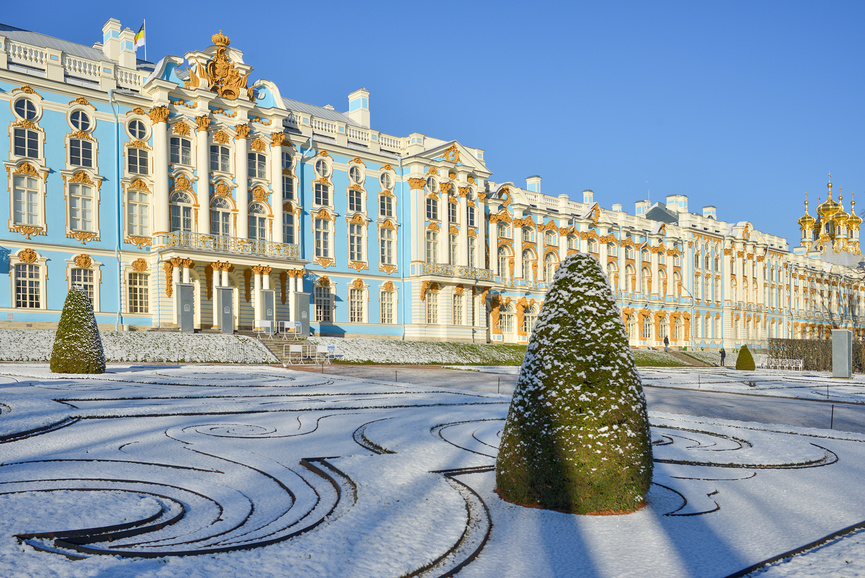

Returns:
2,363,865,576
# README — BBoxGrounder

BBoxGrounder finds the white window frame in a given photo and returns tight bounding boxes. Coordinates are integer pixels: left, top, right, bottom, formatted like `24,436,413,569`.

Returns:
314,285,333,322
126,271,150,314
170,135,192,166
380,288,395,324
66,257,102,312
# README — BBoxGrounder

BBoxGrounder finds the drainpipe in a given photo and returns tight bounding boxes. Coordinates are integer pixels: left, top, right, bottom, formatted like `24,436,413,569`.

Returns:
299,135,315,328
107,90,123,331
398,155,406,340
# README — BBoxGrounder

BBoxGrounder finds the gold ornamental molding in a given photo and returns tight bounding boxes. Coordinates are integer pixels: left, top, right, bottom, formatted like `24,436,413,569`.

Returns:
351,278,365,289
349,261,368,272
149,106,170,124
128,139,151,150
74,254,93,268
125,235,152,249
132,258,149,272
172,122,191,136
67,231,98,244
214,181,235,198
11,225,45,239
408,177,426,190
13,85,38,95
68,96,95,108
251,185,269,203
379,264,398,274
213,130,230,144
314,257,335,268
442,144,460,164
186,31,252,101
18,248,38,263
250,138,267,152
271,132,286,148
235,124,251,139
13,162,40,177
440,182,453,195
382,281,395,291
317,275,331,288
427,167,439,176
70,129,93,141
196,116,211,132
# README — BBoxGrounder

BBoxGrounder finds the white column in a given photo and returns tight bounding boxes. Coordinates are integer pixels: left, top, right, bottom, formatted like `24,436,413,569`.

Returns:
409,179,423,263
513,209,523,280
253,267,262,329
289,271,297,322
182,261,191,284
221,267,229,287
235,124,250,239
650,248,659,298
271,134,284,243
196,116,210,235
458,192,468,266
489,216,499,275
151,107,170,235
618,237,626,295
171,261,181,326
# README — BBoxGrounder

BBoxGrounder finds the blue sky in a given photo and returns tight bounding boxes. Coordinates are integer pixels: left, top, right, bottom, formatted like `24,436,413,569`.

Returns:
4,1,864,247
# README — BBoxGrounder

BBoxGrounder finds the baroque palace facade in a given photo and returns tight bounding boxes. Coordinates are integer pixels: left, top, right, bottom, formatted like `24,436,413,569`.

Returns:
1,19,864,348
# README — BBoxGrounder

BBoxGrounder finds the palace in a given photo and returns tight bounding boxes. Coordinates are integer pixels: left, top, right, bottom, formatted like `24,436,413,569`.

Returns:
1,19,863,349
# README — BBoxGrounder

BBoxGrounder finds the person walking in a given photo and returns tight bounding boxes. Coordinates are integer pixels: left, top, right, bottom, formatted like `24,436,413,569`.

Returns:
663,335,669,352
720,347,726,367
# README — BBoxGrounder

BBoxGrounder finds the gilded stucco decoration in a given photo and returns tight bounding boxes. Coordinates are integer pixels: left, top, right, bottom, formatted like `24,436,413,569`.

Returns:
244,269,252,302
235,124,251,139
448,225,459,235
427,167,439,176
68,231,98,244
128,178,151,193
18,248,38,263
350,157,365,166
213,131,230,144
185,31,252,101
13,163,40,177
172,122,191,136
196,116,211,132
382,164,393,172
316,151,331,158
70,130,93,141
128,140,151,150
382,281,395,291
251,185,269,203
13,85,38,95
69,97,94,108
458,187,471,197
214,181,234,198
12,225,46,239
149,106,170,124
317,276,331,288
442,144,460,164
132,258,148,272
279,271,287,304
251,138,267,152
498,187,512,207
125,236,152,249
172,174,193,192
271,132,286,147
440,183,452,195
408,178,426,190
74,254,93,268
351,278,365,290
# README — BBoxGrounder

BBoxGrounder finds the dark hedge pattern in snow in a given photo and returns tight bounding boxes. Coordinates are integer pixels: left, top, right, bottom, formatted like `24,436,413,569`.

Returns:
495,252,653,514
49,286,106,374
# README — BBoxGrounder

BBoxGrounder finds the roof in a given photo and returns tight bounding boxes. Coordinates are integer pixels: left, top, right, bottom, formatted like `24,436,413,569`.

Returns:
0,22,111,63
282,97,359,127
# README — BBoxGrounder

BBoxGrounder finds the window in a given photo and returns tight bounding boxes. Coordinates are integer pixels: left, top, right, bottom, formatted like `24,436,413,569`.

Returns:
282,151,293,170
349,223,364,262
380,290,395,324
314,285,333,322
587,239,597,253
70,110,90,131
425,177,437,195
13,128,38,158
349,165,364,185
69,183,94,232
128,272,149,313
523,305,539,334
210,145,230,172
498,247,510,277
607,243,617,257
522,250,533,281
211,197,231,236
379,194,394,218
248,202,268,241
426,291,438,324
380,172,393,191
426,197,439,221
14,98,37,121
695,253,701,269
380,227,395,265
568,235,579,250
522,227,533,242
453,293,463,325
467,207,475,228
314,158,330,178
642,315,652,339
449,233,458,264
128,119,146,139
425,230,439,263
282,174,294,202
14,263,41,308
348,189,363,213
71,268,94,302
314,183,330,206
625,246,634,259
170,136,191,165
544,253,558,283
248,152,266,179
501,303,515,333
545,230,557,246
283,210,295,244
315,218,330,258
497,223,510,238
127,148,149,175
12,174,40,226
70,138,93,167
126,189,149,236
170,191,194,232
468,236,477,267
448,201,458,224
350,288,364,323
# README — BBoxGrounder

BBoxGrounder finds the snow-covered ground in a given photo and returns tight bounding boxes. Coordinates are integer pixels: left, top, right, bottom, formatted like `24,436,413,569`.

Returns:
1,364,865,576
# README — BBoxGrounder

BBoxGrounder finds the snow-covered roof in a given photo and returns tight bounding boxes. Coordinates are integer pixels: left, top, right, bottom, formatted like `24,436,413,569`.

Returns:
282,97,360,127
0,22,110,63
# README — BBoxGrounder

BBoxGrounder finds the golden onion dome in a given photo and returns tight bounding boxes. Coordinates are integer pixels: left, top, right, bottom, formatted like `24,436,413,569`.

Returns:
850,195,862,226
798,196,815,226
817,176,841,217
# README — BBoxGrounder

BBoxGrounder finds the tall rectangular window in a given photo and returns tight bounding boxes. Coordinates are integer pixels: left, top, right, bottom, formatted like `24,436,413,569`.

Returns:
468,236,476,268
283,212,295,245
379,194,393,218
426,292,438,324
349,288,363,323
13,128,38,158
425,231,438,264
127,148,149,175
71,268,94,302
128,273,149,313
170,137,191,165
380,227,394,265
453,293,463,325
248,152,266,179
315,218,330,258
314,286,333,322
12,175,40,226
448,201,457,224
349,223,364,262
467,207,475,228
282,175,294,202
127,190,149,236
315,183,330,206
210,145,230,172
14,264,40,308
380,290,394,324
70,139,93,167
449,234,458,264
348,189,363,213
69,183,94,231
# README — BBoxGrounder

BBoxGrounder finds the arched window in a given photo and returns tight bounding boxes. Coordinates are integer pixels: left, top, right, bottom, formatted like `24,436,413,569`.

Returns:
545,229,557,246
642,268,651,296
642,315,652,340
522,227,533,242
544,252,558,283
607,242,617,257
426,230,439,264
248,202,268,241
626,264,636,294
522,250,534,281
523,304,539,334
498,246,511,278
501,302,515,333
606,262,617,286
170,191,193,232
211,197,231,236
628,315,637,341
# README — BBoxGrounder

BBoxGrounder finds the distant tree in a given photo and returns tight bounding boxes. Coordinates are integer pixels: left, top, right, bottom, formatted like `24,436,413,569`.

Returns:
495,253,653,514
50,286,106,374
736,344,755,371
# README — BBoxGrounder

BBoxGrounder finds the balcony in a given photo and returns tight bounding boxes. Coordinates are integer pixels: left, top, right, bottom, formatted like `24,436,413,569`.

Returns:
155,231,301,260
412,262,495,282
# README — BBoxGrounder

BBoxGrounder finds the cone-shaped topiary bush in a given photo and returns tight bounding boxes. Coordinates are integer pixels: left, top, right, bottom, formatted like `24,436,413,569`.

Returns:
50,286,106,374
495,253,653,514
736,345,755,371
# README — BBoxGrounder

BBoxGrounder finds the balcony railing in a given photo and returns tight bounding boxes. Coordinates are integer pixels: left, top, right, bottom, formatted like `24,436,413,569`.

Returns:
155,231,301,260
413,262,495,281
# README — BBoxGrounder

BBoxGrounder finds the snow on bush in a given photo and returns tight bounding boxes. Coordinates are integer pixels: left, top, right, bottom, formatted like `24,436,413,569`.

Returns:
308,337,527,365
50,286,106,374
0,330,276,364
496,253,653,514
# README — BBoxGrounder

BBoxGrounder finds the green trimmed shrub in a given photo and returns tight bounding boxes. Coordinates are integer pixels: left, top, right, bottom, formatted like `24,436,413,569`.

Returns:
495,253,653,514
50,286,106,374
736,344,755,371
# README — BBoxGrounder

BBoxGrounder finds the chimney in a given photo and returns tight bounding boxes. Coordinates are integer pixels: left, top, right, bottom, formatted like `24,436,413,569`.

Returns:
635,200,650,216
526,175,541,193
666,194,688,213
582,189,594,204
347,88,370,128
612,203,622,212
101,19,122,62
702,206,717,220
118,27,136,69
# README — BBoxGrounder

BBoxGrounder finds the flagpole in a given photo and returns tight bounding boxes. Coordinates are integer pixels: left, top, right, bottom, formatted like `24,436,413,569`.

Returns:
143,19,147,61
